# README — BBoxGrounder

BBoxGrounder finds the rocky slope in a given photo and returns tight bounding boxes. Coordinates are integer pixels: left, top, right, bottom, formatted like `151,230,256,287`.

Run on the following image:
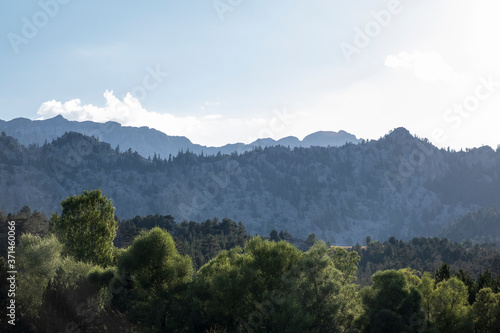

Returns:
0,128,499,245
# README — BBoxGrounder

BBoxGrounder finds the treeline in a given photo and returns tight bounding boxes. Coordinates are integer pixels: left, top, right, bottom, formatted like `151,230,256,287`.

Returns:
116,214,248,269
355,237,500,304
355,236,500,285
1,192,500,332
3,206,500,281
440,206,500,246
0,205,249,271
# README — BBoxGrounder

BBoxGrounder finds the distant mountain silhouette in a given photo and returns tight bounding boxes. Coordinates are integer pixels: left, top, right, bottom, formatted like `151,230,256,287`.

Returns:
0,115,361,158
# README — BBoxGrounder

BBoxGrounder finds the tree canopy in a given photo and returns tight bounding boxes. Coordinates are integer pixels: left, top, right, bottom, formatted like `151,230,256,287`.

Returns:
51,189,117,266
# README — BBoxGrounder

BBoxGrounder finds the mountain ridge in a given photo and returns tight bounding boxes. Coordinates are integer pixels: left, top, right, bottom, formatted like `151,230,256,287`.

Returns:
0,115,361,159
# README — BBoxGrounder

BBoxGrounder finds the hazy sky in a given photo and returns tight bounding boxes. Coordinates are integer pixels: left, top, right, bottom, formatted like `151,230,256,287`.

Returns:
1,0,500,148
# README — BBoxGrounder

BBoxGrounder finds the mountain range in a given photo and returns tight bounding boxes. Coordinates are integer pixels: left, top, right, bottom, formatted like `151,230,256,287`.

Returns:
0,115,361,158
1,120,499,245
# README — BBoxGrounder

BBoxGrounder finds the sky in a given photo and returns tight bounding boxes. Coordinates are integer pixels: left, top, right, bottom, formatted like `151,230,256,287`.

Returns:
1,0,500,149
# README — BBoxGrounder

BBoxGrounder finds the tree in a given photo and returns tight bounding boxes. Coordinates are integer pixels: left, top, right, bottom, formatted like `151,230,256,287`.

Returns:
306,233,318,245
297,242,361,332
476,270,494,293
15,232,116,332
187,237,364,332
454,269,475,304
434,263,451,284
269,229,280,242
430,277,473,333
113,227,193,331
330,246,361,284
473,288,500,332
418,272,435,329
279,230,291,240
188,237,310,332
37,257,112,333
202,234,221,258
17,234,63,321
360,269,425,333
51,190,117,267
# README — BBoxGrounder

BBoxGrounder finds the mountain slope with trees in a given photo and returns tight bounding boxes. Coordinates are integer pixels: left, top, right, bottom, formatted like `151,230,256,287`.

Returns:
1,128,500,244
440,207,500,246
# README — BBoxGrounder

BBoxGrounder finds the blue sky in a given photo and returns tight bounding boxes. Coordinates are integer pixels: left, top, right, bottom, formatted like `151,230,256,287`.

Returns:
2,0,500,148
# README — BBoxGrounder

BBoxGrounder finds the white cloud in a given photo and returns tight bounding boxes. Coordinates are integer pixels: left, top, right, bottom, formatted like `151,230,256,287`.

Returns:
36,91,302,146
38,90,201,138
385,51,463,83
203,114,223,120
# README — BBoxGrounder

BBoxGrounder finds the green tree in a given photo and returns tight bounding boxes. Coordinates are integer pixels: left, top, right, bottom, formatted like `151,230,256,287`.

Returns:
473,288,499,332
297,242,361,332
418,272,435,328
360,269,425,333
51,190,117,267
188,237,309,332
430,277,473,333
188,238,363,333
37,258,110,333
269,229,280,242
202,234,221,258
306,233,318,245
112,227,193,331
330,246,361,284
434,263,451,284
476,270,494,293
454,269,475,304
17,234,63,321
15,233,117,332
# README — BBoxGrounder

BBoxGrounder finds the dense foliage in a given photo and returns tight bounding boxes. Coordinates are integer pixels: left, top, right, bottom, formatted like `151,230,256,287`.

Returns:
115,215,249,269
355,237,500,285
3,130,500,244
50,189,118,267
440,207,500,246
1,195,500,332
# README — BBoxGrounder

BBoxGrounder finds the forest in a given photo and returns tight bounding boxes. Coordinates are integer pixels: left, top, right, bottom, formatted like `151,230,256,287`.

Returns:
1,190,500,332
3,130,500,245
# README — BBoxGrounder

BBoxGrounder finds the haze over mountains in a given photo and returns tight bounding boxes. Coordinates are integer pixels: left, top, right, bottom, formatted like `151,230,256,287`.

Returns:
0,115,361,158
1,118,499,245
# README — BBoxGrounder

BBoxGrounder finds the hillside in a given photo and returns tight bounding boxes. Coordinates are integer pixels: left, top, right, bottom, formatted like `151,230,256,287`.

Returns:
440,207,500,246
0,115,360,158
1,129,500,244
